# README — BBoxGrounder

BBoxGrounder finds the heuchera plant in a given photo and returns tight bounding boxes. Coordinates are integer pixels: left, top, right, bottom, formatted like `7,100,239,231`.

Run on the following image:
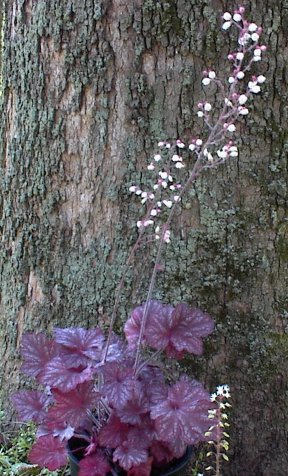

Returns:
12,302,214,475
12,7,266,476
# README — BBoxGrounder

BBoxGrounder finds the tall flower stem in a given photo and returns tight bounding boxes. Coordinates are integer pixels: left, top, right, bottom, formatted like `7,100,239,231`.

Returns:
133,103,235,372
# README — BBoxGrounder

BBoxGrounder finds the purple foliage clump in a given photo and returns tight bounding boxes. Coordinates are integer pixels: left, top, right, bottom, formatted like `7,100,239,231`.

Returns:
12,301,215,474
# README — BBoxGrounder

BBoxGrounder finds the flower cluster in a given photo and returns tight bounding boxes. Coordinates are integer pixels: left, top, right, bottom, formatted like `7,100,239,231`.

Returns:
205,385,232,476
130,6,266,249
129,142,185,243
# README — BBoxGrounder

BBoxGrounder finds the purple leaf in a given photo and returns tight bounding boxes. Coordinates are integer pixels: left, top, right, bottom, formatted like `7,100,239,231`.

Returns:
99,414,130,448
101,334,130,363
167,438,187,459
38,357,93,392
146,303,214,358
101,362,136,408
150,440,174,465
139,366,167,405
47,382,97,428
54,327,104,367
11,390,50,423
150,378,213,444
78,452,111,476
28,435,67,470
116,388,149,425
127,457,153,476
36,420,75,440
124,301,174,348
20,333,60,378
113,442,148,471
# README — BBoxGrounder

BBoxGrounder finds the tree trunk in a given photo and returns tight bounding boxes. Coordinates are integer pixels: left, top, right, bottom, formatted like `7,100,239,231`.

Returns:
0,1,287,475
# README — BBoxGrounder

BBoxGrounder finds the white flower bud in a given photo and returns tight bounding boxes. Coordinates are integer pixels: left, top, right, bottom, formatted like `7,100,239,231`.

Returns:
207,153,214,162
238,33,250,46
238,107,249,115
208,71,216,79
236,71,245,79
144,219,154,227
257,75,266,83
217,149,228,159
172,154,180,161
238,94,248,105
225,98,233,107
251,32,260,42
227,124,236,132
204,102,212,111
202,78,211,86
248,23,258,32
189,144,196,151
236,52,244,60
223,12,232,21
222,21,232,30
154,154,161,161
233,13,242,22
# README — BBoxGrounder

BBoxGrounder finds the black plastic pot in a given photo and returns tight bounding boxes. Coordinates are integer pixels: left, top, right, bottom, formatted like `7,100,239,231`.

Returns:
68,439,193,476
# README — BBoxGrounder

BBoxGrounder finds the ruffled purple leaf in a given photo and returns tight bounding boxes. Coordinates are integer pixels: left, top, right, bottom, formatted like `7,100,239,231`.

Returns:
138,365,168,405
127,457,153,476
20,332,60,378
124,301,174,349
116,388,149,425
54,327,104,367
38,357,94,392
101,334,131,363
101,362,136,408
167,438,187,459
28,435,67,470
99,414,130,448
78,452,111,476
47,382,97,428
36,420,75,440
113,442,148,471
150,440,174,465
11,390,50,423
146,303,214,358
151,378,213,444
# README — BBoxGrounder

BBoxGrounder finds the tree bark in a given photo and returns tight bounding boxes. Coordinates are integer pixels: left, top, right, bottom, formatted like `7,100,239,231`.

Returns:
0,1,287,475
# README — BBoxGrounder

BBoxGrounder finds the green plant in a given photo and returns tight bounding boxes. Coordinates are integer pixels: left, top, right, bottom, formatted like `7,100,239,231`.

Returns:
0,410,69,476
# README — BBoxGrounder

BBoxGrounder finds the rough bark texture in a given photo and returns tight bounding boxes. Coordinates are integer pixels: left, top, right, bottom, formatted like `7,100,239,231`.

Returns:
0,1,287,475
